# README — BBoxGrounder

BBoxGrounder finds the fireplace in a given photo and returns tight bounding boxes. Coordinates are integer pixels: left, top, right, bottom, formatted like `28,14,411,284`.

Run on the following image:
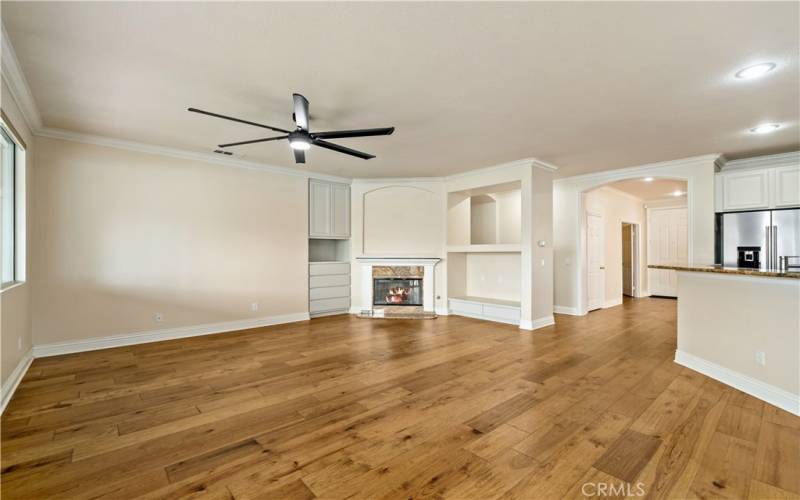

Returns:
355,257,441,318
373,278,423,306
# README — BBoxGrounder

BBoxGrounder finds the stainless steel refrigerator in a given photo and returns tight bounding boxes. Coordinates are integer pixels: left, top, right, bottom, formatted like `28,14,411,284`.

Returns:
720,209,800,269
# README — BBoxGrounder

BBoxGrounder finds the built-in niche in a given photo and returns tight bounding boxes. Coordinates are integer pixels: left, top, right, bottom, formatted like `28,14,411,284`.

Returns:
447,181,521,247
446,180,523,323
309,238,350,263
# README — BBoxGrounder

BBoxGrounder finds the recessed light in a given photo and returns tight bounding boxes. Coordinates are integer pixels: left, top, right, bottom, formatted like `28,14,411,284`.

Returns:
672,190,684,197
643,177,654,182
735,62,776,80
749,123,780,134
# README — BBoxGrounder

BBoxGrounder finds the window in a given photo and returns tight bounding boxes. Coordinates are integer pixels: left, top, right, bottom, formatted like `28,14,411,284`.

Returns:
1,124,21,287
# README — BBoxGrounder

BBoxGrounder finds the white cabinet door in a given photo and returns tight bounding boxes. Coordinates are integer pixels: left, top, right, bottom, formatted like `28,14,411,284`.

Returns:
330,183,350,238
722,170,769,211
772,165,800,208
647,207,687,298
309,180,332,237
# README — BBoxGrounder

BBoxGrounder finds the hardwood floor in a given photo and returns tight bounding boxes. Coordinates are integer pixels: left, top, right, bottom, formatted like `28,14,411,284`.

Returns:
2,297,798,499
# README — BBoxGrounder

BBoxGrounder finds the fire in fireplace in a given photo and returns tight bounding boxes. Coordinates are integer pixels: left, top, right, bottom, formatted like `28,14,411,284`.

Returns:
373,278,423,306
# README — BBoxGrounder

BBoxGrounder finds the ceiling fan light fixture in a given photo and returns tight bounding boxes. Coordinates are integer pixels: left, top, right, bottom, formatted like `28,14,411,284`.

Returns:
289,139,311,150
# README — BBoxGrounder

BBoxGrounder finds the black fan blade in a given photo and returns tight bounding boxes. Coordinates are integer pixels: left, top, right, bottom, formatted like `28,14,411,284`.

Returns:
312,139,375,160
218,136,287,148
293,149,306,164
188,108,290,134
311,127,395,140
292,94,309,131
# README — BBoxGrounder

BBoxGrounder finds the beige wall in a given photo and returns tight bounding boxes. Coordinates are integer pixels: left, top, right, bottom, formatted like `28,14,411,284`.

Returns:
465,253,521,301
1,79,35,388
31,137,309,345
531,167,554,321
583,186,647,304
677,272,799,403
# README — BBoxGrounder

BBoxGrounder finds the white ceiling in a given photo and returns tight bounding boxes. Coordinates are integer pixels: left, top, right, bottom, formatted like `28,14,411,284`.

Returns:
608,178,688,202
3,2,799,178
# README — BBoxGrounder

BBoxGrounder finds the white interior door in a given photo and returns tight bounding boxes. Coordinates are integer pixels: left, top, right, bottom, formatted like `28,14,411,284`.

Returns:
622,224,633,297
587,213,605,311
648,207,688,297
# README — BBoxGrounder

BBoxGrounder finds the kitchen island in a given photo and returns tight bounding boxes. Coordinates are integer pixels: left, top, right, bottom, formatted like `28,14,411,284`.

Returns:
649,264,800,415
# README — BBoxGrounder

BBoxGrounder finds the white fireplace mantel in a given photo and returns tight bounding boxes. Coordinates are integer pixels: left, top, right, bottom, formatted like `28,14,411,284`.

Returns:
356,257,441,313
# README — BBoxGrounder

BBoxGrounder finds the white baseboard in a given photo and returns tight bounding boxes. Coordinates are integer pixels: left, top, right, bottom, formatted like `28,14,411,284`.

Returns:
603,297,623,309
33,312,310,358
1,349,33,414
309,310,349,318
520,315,555,331
553,305,580,316
435,307,449,316
449,310,520,326
675,350,799,416
348,306,362,315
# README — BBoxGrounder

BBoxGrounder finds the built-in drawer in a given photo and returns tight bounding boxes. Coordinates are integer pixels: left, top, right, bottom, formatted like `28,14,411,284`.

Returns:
310,285,350,301
309,262,350,276
310,296,350,313
483,304,521,322
448,299,483,315
310,274,350,288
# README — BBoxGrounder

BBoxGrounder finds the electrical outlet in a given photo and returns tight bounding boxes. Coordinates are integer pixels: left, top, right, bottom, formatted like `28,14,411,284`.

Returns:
755,351,766,366
155,313,164,322
541,258,545,267
251,302,259,312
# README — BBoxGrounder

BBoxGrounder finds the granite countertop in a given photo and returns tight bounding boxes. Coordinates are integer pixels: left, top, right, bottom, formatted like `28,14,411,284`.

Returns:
648,264,800,279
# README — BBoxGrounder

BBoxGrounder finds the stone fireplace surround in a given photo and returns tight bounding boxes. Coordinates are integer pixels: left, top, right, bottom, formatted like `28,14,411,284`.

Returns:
356,257,441,318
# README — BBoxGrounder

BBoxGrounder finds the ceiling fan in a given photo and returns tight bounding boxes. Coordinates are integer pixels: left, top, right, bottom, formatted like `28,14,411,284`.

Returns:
188,94,394,164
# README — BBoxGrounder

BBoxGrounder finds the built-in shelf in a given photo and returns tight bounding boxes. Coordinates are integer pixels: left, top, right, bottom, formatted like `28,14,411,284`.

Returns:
449,296,520,308
449,296,521,325
446,244,522,253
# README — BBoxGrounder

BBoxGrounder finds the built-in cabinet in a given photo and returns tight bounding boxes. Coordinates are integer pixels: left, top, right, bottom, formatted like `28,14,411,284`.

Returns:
309,179,351,317
715,153,800,212
309,179,350,239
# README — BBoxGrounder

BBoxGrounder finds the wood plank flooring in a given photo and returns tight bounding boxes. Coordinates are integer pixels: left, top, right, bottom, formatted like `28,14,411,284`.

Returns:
2,297,798,499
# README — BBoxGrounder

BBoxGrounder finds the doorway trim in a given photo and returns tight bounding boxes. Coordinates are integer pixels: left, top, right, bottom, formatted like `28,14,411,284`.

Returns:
554,154,721,316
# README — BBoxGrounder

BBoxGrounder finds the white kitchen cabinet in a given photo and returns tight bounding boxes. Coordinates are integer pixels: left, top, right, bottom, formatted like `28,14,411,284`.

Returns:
309,179,350,239
772,165,800,208
716,152,800,212
721,169,770,211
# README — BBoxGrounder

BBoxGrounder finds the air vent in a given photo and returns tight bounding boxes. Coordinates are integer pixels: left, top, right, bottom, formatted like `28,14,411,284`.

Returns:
213,149,233,156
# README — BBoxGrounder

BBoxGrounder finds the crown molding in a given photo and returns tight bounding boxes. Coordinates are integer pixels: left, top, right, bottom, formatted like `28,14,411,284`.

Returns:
36,127,352,183
351,177,445,184
445,157,559,182
1,24,43,131
719,151,799,172
531,158,559,172
554,154,722,185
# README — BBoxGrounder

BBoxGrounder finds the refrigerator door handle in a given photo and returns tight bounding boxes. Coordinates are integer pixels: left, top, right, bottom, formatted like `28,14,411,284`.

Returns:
773,225,778,270
765,226,771,269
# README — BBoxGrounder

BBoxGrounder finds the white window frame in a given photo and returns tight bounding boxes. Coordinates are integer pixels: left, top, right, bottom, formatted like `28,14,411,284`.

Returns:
1,118,26,291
